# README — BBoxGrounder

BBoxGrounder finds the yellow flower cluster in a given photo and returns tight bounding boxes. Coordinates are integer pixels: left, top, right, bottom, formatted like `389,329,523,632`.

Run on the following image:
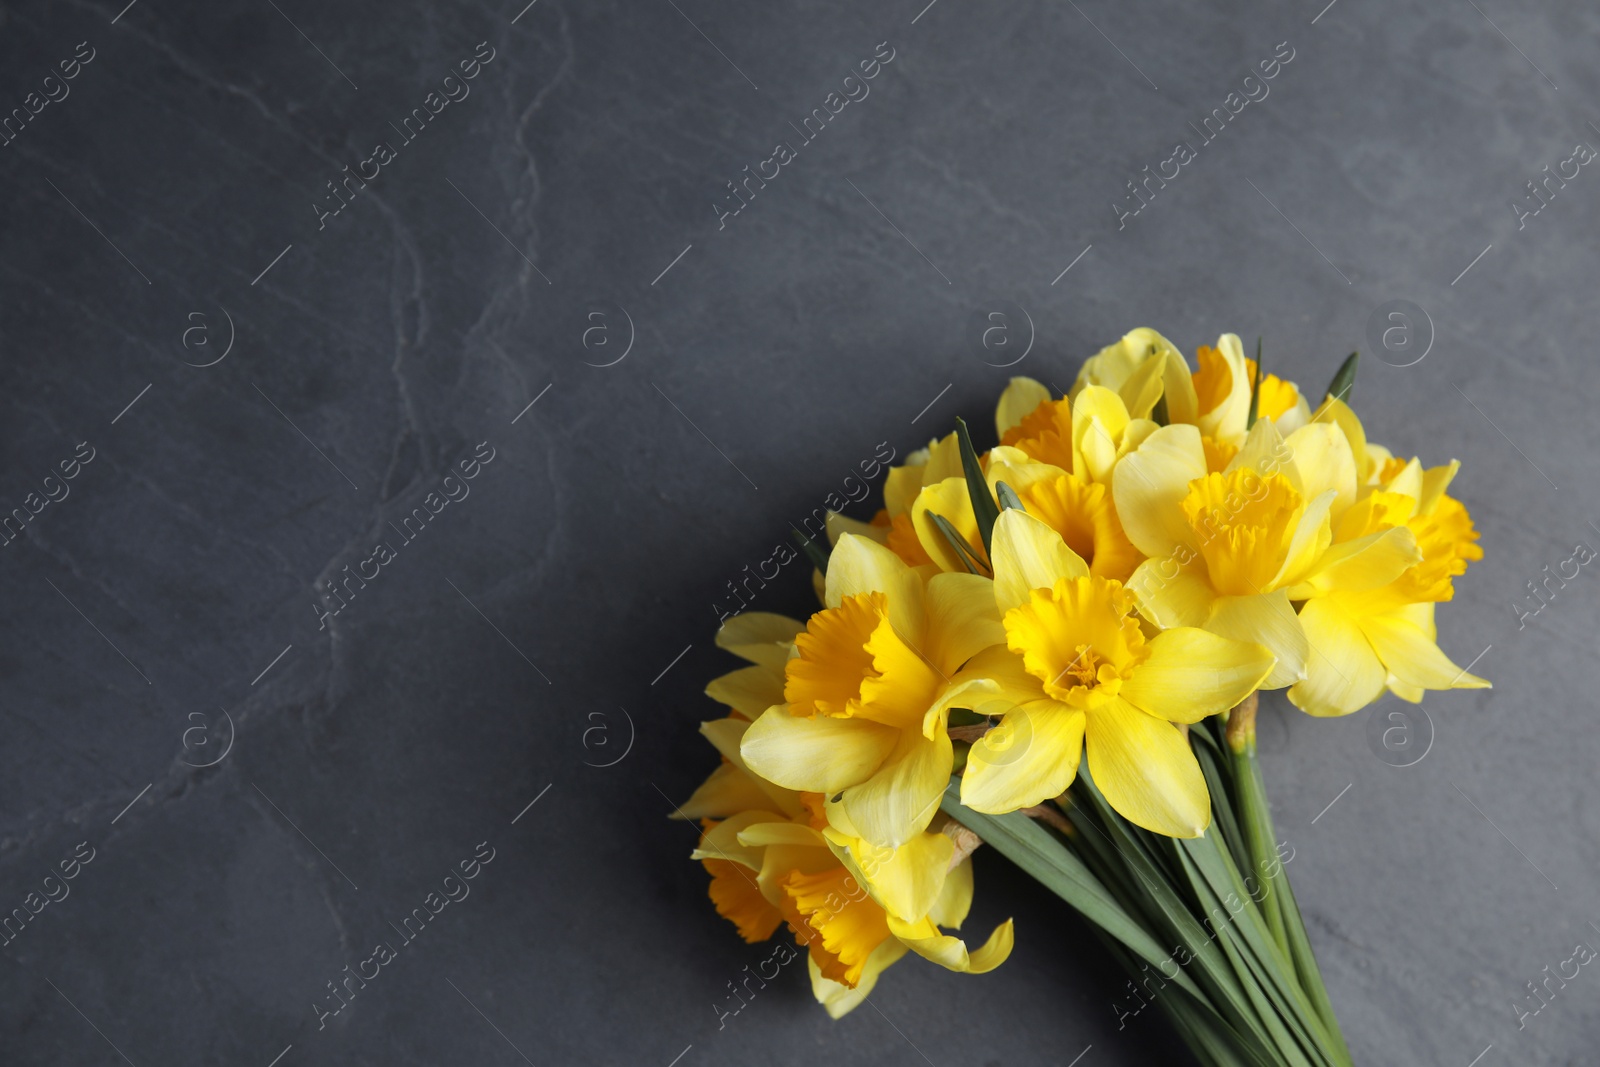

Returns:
677,327,1486,1016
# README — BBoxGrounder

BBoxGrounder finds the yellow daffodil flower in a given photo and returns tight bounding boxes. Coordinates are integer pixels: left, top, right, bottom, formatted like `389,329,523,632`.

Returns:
741,536,1003,848
681,718,1012,1016
1073,328,1200,428
1284,413,1490,714
1113,419,1340,687
957,510,1276,837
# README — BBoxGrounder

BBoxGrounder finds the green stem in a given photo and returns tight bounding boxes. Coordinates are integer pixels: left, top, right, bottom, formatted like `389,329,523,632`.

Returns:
1229,718,1353,1066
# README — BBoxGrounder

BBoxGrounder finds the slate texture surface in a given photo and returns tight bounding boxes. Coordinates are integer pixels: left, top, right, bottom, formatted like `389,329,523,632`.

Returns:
0,0,1596,1064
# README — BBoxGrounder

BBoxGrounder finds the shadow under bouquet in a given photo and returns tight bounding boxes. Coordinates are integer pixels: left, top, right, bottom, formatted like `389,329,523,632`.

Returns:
671,329,1487,1065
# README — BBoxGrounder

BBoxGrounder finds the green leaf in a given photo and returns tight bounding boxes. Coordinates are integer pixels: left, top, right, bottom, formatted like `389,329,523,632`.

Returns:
1229,736,1289,954
1175,833,1340,1067
1247,338,1264,430
939,780,1207,1004
995,480,1026,512
789,526,830,573
1232,742,1353,1064
1096,920,1277,1067
1068,775,1282,1060
1323,352,1358,406
954,417,1001,558
928,511,989,575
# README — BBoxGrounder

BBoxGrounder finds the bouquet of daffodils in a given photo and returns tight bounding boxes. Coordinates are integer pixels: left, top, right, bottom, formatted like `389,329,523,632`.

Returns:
672,329,1486,1064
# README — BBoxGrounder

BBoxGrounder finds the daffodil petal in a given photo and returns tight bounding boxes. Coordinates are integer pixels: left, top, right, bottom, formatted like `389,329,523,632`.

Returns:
1127,558,1216,629
1205,591,1307,689
929,853,974,928
1116,350,1169,420
1120,628,1277,723
701,716,804,817
847,830,953,923
1293,526,1421,597
741,707,900,794
826,534,925,639
1084,696,1210,838
714,611,804,667
952,644,1044,711
888,914,1015,974
1284,422,1357,517
1113,424,1207,558
1417,459,1461,516
910,477,984,575
995,377,1052,440
1358,614,1492,691
706,663,786,717
809,939,909,1018
1226,417,1298,493
736,822,826,848
924,573,1006,673
990,508,1089,614
674,761,777,820
1285,597,1387,717
827,511,889,547
960,699,1085,813
841,729,954,848
1273,489,1336,589
691,810,788,868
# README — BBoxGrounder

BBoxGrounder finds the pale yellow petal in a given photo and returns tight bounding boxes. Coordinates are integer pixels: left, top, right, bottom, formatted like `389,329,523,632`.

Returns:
924,573,1006,674
1291,526,1421,598
701,716,804,817
1359,614,1492,691
714,611,804,668
888,914,1014,974
1284,422,1357,518
884,460,929,518
847,831,953,923
741,707,900,794
1417,460,1461,516
1084,696,1210,838
809,939,909,1018
1385,457,1425,502
929,853,973,928
1272,489,1335,590
827,511,888,546
1117,350,1169,420
1307,396,1370,480
1126,558,1216,629
674,761,777,820
1204,591,1307,689
1072,386,1131,483
841,729,954,848
1286,597,1387,716
951,644,1045,711
910,477,984,575
960,699,1085,813
1120,628,1276,723
736,822,826,848
991,509,1089,615
690,810,787,869
1113,424,1207,558
985,446,1068,491
706,664,786,717
1199,334,1251,443
1225,417,1298,494
995,377,1052,440
826,534,925,640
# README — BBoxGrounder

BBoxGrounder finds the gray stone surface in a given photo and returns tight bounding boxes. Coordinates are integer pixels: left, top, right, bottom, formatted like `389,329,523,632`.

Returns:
0,0,1595,1063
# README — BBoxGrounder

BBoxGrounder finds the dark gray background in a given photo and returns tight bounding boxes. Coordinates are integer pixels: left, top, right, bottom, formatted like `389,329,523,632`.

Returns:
0,0,1594,1063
